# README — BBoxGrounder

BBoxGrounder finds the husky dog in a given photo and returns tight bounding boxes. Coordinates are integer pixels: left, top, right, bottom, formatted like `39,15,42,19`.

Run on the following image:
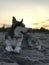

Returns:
5,16,28,53
5,26,28,53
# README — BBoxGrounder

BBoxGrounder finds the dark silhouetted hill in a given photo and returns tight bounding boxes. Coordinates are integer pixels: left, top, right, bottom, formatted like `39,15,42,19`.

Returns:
0,26,49,34
27,27,49,34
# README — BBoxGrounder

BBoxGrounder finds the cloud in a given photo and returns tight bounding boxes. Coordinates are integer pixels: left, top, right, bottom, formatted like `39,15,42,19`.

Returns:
42,25,49,27
32,23,39,25
46,19,49,21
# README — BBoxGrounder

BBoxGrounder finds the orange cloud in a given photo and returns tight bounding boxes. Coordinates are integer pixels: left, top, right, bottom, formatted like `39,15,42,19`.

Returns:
32,23,39,25
42,25,49,27
46,19,49,21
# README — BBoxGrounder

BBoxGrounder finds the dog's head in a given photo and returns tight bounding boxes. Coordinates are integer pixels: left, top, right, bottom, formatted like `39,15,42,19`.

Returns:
12,16,25,29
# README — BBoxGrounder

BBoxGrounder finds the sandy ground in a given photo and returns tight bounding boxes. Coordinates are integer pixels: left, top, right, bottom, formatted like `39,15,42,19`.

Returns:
0,32,49,65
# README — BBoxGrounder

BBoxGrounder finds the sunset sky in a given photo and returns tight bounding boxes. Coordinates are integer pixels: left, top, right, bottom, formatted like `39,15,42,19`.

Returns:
0,0,49,29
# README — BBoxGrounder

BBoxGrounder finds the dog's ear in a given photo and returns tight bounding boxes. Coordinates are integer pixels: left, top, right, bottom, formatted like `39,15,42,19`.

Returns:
21,19,23,23
12,16,17,25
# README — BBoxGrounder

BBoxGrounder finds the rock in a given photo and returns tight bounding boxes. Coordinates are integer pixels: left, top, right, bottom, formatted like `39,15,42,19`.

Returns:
22,32,42,50
0,62,19,65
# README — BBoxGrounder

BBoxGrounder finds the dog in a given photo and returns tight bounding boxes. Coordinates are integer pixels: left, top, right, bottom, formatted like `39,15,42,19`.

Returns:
5,16,28,53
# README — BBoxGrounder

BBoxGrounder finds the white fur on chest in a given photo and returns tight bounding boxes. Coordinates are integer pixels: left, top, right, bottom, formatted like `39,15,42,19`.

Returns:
5,36,23,53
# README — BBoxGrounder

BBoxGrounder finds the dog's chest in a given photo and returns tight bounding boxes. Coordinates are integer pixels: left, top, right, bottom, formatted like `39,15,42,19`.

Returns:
10,38,17,46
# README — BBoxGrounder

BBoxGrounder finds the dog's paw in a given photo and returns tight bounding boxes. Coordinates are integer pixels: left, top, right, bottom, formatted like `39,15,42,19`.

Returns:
5,46,13,52
14,47,21,53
